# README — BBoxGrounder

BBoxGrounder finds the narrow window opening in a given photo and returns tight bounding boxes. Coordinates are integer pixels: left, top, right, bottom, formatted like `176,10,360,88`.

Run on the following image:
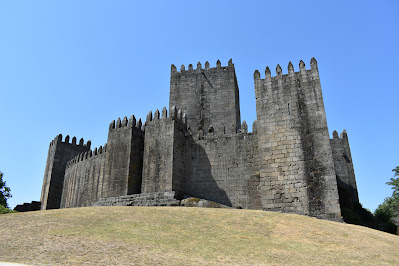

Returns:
288,103,291,115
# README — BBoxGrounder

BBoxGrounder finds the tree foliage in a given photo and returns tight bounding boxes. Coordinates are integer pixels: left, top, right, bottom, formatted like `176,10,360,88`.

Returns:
0,204,17,214
373,166,399,234
387,166,399,197
0,172,12,208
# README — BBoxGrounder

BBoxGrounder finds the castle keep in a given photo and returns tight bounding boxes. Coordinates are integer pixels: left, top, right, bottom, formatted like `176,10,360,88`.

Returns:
40,58,359,220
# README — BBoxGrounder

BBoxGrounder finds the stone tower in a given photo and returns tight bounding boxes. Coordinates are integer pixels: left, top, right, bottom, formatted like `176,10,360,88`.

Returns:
40,135,90,209
254,58,341,219
38,58,359,221
169,59,241,134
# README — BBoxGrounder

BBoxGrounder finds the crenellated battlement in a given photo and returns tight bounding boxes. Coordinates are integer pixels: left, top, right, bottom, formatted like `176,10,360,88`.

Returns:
109,115,143,131
145,106,188,127
42,57,355,220
197,120,258,140
49,134,91,148
254,58,319,101
66,143,107,169
171,58,234,73
332,129,349,140
254,58,318,81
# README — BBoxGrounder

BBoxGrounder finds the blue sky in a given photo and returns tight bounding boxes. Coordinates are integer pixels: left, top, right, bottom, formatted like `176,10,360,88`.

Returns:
0,1,398,211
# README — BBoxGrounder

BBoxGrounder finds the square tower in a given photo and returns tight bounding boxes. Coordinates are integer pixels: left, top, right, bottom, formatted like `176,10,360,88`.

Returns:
169,59,241,134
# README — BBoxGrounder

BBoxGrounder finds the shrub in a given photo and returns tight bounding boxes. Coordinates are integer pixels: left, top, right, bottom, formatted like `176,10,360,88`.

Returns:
0,205,18,214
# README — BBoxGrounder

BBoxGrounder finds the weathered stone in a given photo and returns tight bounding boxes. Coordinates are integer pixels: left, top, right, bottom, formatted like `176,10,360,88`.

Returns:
39,58,358,221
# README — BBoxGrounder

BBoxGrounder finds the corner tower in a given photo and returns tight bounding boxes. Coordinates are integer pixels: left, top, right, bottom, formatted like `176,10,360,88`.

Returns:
40,134,91,210
169,59,241,134
254,58,341,220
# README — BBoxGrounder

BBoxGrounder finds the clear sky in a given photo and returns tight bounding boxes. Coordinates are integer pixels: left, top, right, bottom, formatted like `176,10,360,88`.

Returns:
0,1,398,211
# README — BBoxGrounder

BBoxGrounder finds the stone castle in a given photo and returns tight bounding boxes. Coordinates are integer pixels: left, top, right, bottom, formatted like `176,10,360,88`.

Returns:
40,58,359,220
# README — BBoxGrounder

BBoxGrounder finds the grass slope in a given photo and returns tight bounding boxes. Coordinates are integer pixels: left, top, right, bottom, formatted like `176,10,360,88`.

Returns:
0,207,398,265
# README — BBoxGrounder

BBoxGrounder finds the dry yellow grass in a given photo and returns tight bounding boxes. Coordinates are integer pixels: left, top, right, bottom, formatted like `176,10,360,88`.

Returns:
0,206,398,265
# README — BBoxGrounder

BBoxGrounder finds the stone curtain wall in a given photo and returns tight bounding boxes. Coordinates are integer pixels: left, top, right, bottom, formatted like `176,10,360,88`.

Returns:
184,126,260,209
61,147,106,208
254,59,341,219
169,59,241,135
40,58,357,221
40,134,91,210
330,130,359,203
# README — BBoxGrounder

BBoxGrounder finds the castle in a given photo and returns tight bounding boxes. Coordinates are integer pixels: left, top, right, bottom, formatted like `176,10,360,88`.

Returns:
40,58,359,220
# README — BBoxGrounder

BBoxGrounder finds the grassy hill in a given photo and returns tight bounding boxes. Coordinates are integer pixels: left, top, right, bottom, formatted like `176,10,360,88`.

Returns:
0,206,398,265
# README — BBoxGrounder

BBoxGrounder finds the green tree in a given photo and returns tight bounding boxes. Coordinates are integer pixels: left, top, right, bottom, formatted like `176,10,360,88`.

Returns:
384,166,399,218
0,172,12,208
373,166,399,234
387,166,399,198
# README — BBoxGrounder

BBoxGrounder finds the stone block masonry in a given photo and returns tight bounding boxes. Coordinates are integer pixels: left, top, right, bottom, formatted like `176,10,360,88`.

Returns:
41,134,91,209
39,58,359,221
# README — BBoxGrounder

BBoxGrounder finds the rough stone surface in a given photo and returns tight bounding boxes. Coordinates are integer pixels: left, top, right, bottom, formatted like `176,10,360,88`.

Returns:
93,191,180,207
14,201,41,212
39,58,359,220
180,197,230,208
40,135,90,209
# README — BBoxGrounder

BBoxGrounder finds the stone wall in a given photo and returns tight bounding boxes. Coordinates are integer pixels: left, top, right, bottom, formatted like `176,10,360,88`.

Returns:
330,130,359,203
102,115,144,198
93,191,180,207
184,124,260,208
141,107,187,198
40,134,91,210
254,59,341,219
39,58,357,221
61,146,107,208
169,59,241,134
14,201,41,212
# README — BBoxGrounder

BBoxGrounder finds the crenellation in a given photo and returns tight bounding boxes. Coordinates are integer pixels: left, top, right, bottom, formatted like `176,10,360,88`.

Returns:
41,58,358,221
170,105,177,120
162,106,167,118
174,60,236,73
122,116,128,126
129,115,136,128
310,57,318,72
110,120,115,130
299,60,306,71
241,121,248,133
333,130,339,138
288,61,294,73
116,117,122,128
276,64,282,76
171,64,177,73
146,111,152,123
154,109,160,120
